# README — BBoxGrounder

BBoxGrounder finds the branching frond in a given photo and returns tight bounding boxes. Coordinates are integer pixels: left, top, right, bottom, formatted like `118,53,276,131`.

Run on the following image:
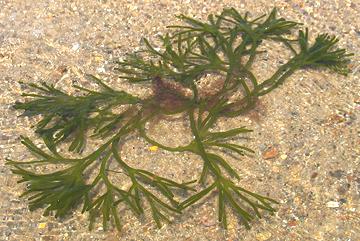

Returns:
297,29,353,75
15,76,140,152
11,164,90,218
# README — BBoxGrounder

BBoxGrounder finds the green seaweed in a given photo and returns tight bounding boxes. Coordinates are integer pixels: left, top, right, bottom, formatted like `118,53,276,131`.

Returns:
8,8,352,231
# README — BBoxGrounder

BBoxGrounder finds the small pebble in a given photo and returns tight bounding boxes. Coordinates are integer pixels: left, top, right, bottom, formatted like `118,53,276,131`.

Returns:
339,198,347,204
326,201,340,208
262,147,279,159
256,231,272,241
311,172,318,178
329,170,345,179
71,43,80,52
96,67,106,73
287,219,297,227
148,146,159,152
38,223,47,229
93,55,104,62
280,154,288,160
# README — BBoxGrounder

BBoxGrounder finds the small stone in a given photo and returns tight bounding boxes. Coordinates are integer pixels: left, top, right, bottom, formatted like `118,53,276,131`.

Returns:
280,154,288,160
294,196,302,205
339,198,347,204
71,43,80,52
262,147,279,159
329,170,345,179
148,146,158,152
256,231,272,241
272,165,280,173
326,201,340,208
38,222,47,229
311,172,318,178
346,175,354,182
96,67,106,73
287,219,297,227
327,114,346,125
94,55,104,62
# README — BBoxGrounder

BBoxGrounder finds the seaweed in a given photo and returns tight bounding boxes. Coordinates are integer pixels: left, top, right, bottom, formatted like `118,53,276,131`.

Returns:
8,8,352,231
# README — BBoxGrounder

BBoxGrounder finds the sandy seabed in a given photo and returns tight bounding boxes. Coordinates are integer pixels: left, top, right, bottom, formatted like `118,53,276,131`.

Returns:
0,0,359,240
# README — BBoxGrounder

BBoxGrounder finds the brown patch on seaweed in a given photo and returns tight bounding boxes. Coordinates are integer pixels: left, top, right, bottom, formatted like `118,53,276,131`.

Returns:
149,77,191,113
